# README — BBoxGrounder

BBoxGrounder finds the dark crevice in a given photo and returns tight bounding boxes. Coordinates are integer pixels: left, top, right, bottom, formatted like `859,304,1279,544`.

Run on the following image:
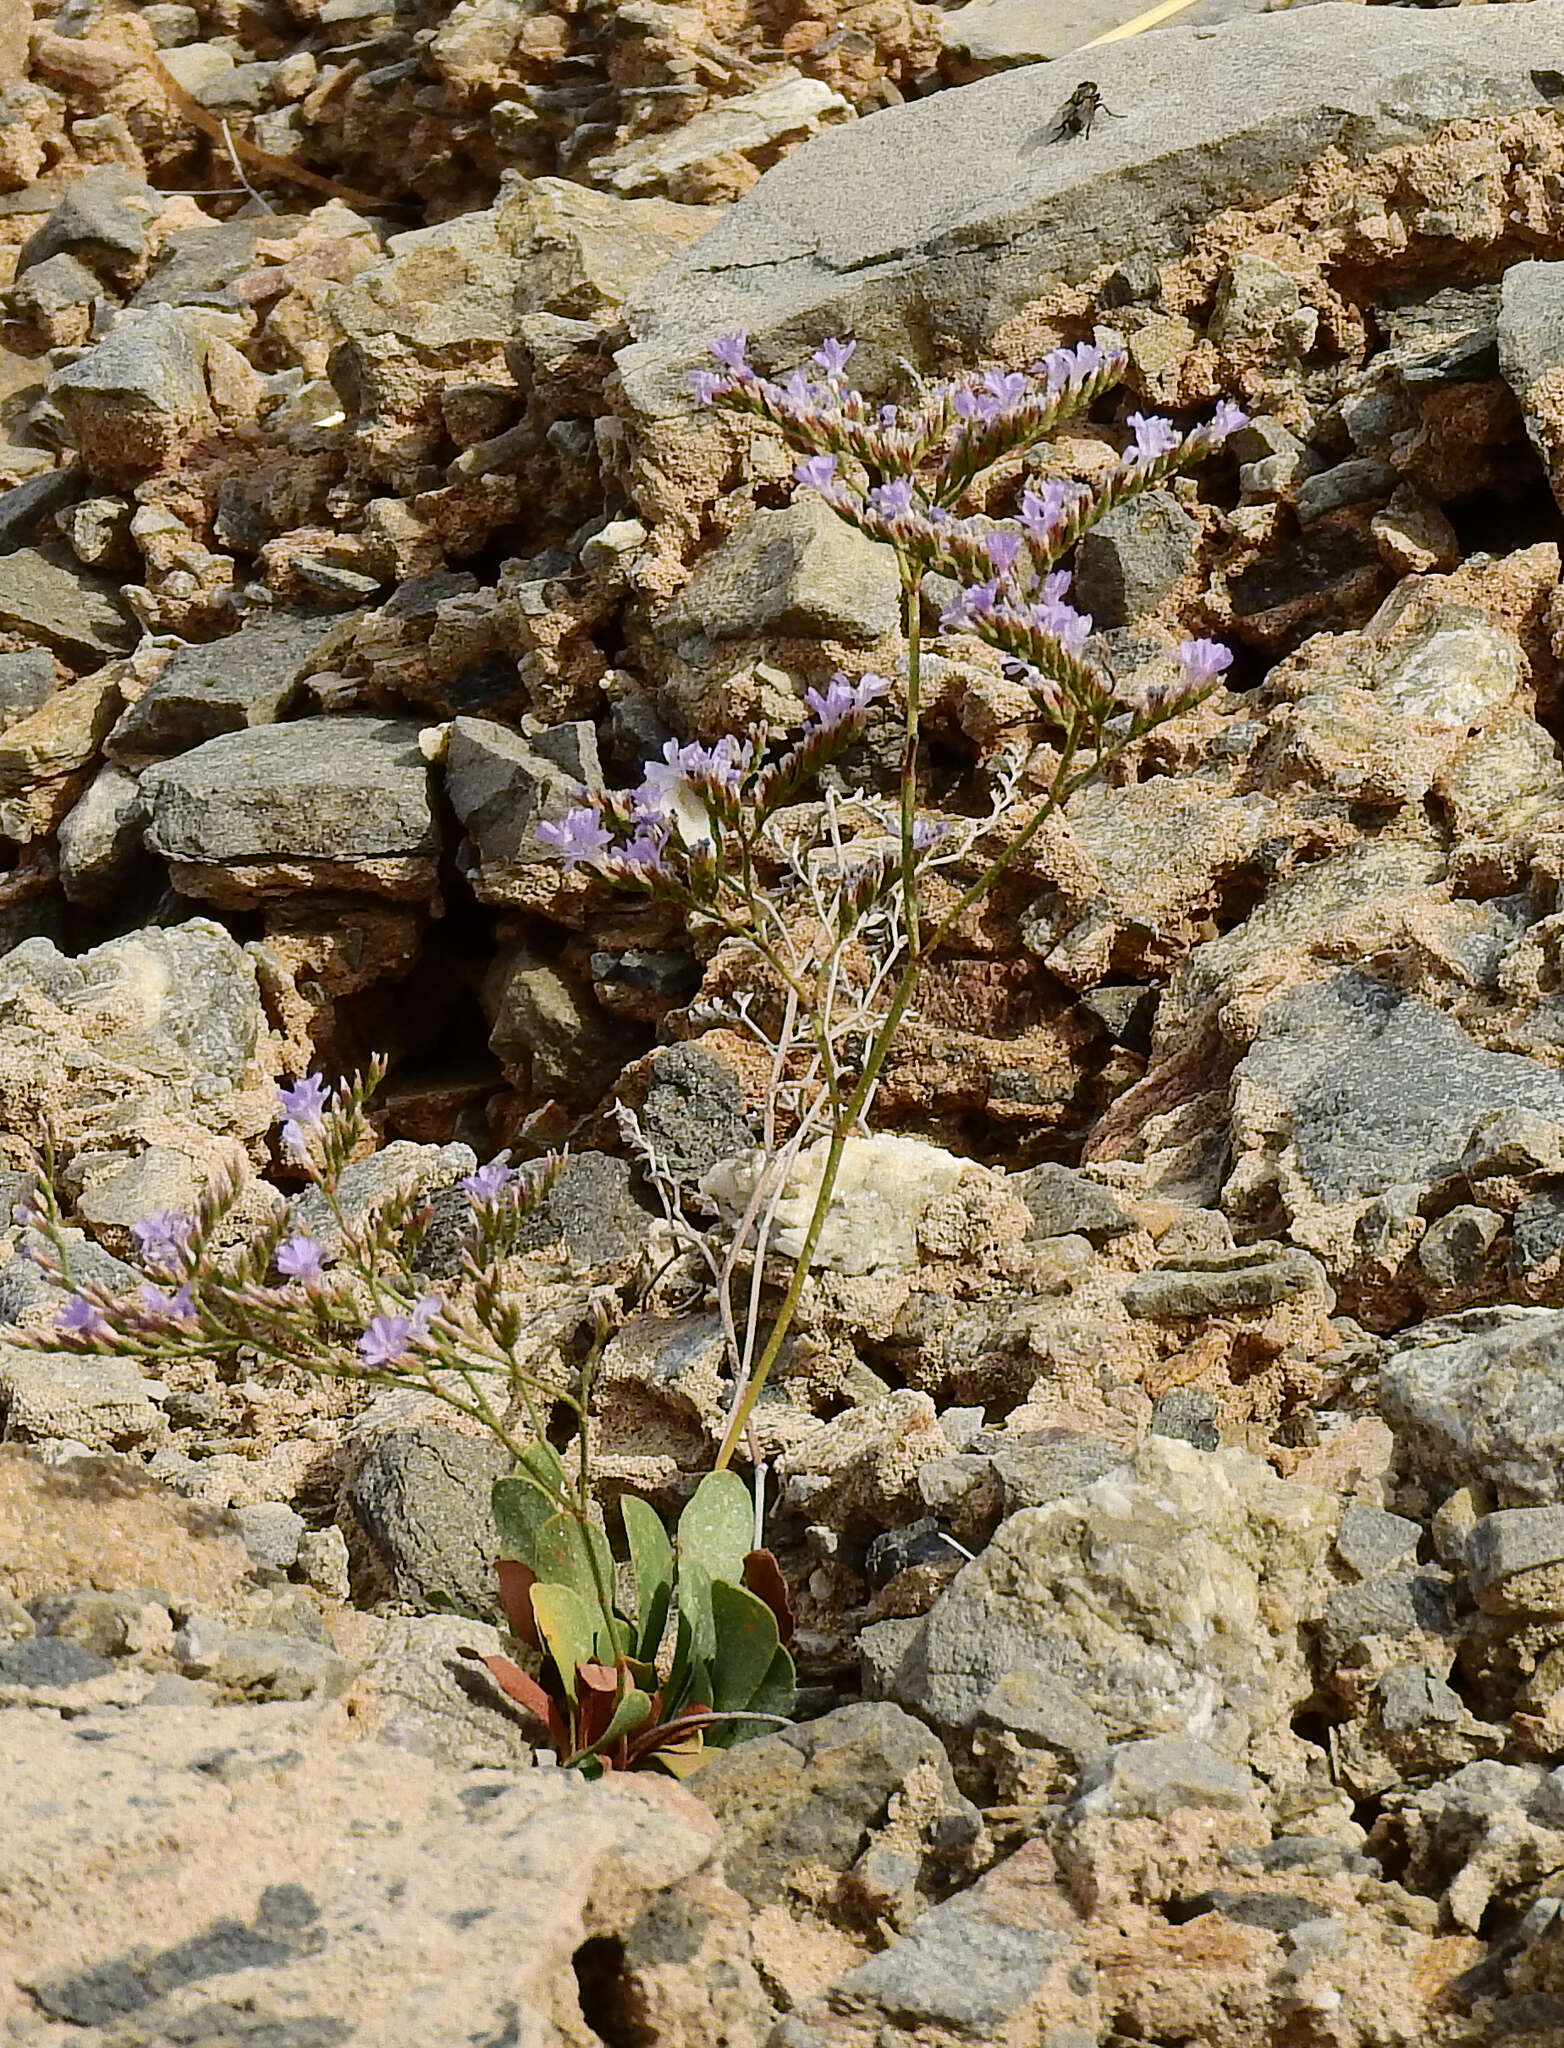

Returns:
572,1936,655,2048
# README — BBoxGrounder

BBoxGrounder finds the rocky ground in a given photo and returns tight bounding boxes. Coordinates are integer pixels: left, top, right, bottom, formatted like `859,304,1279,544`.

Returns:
12,0,1564,2042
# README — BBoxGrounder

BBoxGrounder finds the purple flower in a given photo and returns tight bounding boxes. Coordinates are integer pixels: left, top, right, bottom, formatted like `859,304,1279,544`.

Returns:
640,735,748,814
59,1293,109,1339
1038,342,1107,393
803,672,891,730
1032,597,1093,655
1019,481,1080,539
618,829,672,875
952,387,996,422
867,477,916,519
984,530,1022,576
461,1155,515,1204
710,332,752,376
982,368,1028,409
130,1208,194,1278
940,580,999,631
1041,568,1073,603
688,368,725,407
276,1232,329,1284
912,818,949,851
778,367,816,407
1178,637,1234,688
878,403,899,427
278,1075,329,1130
137,1281,196,1328
1126,413,1182,464
357,1296,440,1370
1208,399,1248,439
812,337,856,377
278,1074,331,1162
794,454,838,491
536,805,613,869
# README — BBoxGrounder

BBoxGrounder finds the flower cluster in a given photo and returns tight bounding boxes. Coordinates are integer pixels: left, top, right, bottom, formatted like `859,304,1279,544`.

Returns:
688,330,1244,732
18,1064,570,1417
536,672,890,895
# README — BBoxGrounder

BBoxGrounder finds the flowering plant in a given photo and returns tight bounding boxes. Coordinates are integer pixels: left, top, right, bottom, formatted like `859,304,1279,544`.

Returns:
542,331,1243,1465
15,1065,798,1772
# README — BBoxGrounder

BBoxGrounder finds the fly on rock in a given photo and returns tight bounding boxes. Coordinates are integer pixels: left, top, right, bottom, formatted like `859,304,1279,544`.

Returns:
1047,80,1121,142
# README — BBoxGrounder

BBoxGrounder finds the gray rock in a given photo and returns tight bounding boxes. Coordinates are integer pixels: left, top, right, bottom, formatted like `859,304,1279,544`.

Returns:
141,716,438,876
0,466,82,553
826,1870,1086,2037
15,167,161,286
1149,1386,1219,1452
0,1226,139,1325
49,305,214,485
1334,1503,1422,1579
0,1344,166,1453
3,251,101,333
1418,1205,1502,1289
689,1701,980,1911
638,1042,753,1182
1078,981,1157,1052
337,1612,535,1770
654,497,900,648
986,1435,1126,1513
1371,610,1524,728
173,1615,351,1701
444,713,600,871
1294,457,1399,525
1463,1109,1564,1183
485,946,630,1099
513,1151,653,1267
1380,1309,1564,1505
939,0,1142,67
289,1140,477,1260
888,1434,1335,1759
0,1634,113,1688
1232,971,1564,1206
1122,1242,1328,1318
0,544,135,660
56,764,147,909
1072,490,1197,628
1466,1507,1564,1615
620,5,1564,415
1315,1569,1454,1669
1512,1190,1564,1279
235,1502,307,1575
1068,1735,1261,1819
975,1666,1108,1765
0,648,61,727
108,612,338,762
1376,1661,1465,1738
133,213,305,310
342,1422,511,1617
1012,1162,1132,1243
1500,258,1564,510
0,918,266,1095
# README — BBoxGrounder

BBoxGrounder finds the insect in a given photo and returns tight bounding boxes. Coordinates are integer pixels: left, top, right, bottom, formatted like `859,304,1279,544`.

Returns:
1047,79,1122,143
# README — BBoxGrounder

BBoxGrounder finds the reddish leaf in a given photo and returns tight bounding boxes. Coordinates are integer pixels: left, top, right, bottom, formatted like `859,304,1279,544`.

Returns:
574,1664,621,1751
743,1548,796,1645
495,1559,541,1650
458,1647,568,1750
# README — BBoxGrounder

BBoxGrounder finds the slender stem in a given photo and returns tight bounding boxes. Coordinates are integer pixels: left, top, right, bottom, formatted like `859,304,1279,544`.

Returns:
899,566,922,959
714,720,1095,1472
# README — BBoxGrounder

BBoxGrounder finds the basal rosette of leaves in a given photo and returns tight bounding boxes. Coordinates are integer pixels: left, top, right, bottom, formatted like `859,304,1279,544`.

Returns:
461,1451,795,1777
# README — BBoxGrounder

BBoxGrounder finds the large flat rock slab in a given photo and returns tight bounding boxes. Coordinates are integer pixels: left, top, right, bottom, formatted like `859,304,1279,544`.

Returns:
619,2,1564,414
